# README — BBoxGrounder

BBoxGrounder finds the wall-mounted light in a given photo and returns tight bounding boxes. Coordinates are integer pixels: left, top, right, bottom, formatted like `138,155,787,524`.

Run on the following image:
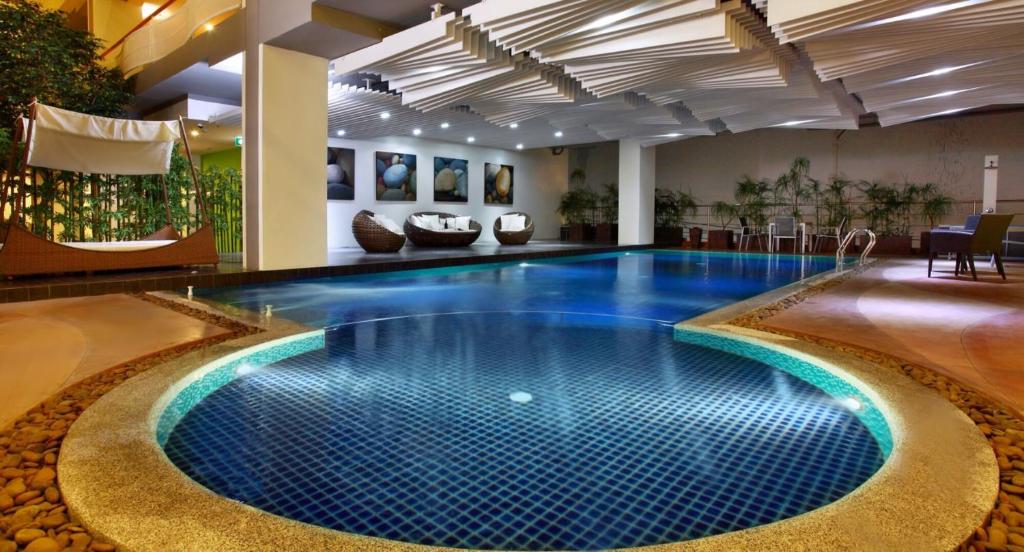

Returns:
190,129,200,137
412,128,422,136
554,131,563,137
380,111,391,120
336,130,346,137
440,122,450,129
509,123,519,129
467,136,475,143
204,22,215,32
516,143,524,150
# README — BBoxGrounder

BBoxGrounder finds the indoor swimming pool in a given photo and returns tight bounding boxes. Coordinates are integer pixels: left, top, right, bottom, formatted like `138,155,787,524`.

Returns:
160,250,887,550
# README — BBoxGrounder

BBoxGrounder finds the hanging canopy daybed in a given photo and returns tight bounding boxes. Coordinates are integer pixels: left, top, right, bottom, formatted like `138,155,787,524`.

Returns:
0,102,219,277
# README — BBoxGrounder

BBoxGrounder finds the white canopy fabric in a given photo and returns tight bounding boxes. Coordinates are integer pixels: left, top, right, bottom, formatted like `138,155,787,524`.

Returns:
24,103,180,175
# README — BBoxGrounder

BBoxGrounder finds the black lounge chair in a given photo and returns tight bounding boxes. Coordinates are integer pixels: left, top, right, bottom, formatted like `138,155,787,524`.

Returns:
928,214,1013,280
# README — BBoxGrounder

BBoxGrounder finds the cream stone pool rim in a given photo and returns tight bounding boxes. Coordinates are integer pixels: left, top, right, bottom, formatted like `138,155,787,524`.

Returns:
57,292,997,551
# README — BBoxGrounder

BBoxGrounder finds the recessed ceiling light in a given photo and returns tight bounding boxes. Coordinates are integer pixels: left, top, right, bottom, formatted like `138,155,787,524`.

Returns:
554,131,563,137
412,128,422,136
509,123,519,129
516,143,524,150
336,130,346,137
204,22,215,32
440,122,450,129
467,136,475,143
380,112,391,120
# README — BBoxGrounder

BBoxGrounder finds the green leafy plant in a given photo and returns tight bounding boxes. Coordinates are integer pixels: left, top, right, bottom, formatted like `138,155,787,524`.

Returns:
0,1,132,131
821,175,854,231
557,188,591,225
598,182,618,224
858,180,919,237
734,175,771,228
917,182,954,228
710,201,737,230
773,157,813,218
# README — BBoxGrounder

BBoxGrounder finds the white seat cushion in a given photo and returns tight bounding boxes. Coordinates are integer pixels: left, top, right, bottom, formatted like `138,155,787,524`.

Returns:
413,214,442,231
371,214,403,235
500,214,526,232
60,239,176,252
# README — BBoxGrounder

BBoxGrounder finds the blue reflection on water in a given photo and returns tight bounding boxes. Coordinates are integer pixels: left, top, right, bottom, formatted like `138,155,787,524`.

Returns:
199,250,839,327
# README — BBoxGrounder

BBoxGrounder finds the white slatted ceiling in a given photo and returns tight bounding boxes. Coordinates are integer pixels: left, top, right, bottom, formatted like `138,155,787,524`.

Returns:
326,0,1023,150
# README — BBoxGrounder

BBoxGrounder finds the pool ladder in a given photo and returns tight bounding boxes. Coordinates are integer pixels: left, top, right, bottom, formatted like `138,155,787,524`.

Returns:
836,228,876,268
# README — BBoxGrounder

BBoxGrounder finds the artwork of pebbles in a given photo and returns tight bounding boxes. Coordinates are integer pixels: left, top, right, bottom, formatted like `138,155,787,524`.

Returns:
433,157,469,202
376,151,417,201
484,162,513,205
327,147,355,200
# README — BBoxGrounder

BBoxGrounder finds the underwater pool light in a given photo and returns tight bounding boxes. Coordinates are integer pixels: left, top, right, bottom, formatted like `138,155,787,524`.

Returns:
509,391,533,404
839,396,864,412
235,363,258,376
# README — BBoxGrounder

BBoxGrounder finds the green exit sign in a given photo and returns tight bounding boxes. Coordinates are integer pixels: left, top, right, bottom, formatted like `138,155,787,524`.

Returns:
234,136,244,147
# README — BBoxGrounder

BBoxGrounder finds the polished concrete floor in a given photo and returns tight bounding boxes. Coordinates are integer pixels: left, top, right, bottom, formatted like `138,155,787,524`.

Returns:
764,257,1024,415
0,294,229,428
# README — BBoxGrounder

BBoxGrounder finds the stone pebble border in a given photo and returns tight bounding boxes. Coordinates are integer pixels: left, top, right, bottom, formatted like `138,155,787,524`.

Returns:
727,261,1024,552
0,294,261,552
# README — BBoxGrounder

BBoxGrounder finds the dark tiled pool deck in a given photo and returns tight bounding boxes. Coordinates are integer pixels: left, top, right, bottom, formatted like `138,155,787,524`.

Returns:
0,241,640,303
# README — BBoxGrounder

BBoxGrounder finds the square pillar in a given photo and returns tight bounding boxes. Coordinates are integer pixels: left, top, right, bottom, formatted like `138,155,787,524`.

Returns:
618,139,655,245
242,42,328,270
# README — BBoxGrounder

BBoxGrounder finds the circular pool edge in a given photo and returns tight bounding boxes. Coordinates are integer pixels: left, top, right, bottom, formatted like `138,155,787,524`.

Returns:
58,314,996,552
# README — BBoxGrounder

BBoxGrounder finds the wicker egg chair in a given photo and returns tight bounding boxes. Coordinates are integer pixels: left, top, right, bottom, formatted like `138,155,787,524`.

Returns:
404,212,482,247
493,212,534,245
352,210,406,253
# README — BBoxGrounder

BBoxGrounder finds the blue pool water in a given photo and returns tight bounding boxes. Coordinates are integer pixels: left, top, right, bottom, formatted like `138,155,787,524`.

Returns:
197,250,842,328
164,313,886,550
165,250,885,550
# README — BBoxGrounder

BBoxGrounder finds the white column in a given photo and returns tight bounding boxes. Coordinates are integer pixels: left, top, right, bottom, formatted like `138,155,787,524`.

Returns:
618,139,655,245
243,42,328,270
984,155,998,213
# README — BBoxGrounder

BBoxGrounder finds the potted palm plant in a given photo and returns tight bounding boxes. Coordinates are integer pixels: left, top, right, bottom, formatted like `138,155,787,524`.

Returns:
557,188,588,241
595,182,618,242
654,188,681,244
735,176,770,239
917,182,954,256
678,190,700,246
817,176,854,253
859,180,916,255
708,201,737,249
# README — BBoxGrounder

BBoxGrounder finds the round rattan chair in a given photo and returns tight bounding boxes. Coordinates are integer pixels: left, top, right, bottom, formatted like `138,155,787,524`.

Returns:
404,212,482,247
352,210,406,253
493,212,534,245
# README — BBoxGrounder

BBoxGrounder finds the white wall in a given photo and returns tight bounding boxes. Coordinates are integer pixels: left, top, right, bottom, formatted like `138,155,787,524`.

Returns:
655,110,1024,207
326,136,569,248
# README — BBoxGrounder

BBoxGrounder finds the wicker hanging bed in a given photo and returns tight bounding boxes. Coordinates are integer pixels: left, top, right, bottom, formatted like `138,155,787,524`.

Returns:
352,210,406,253
0,101,218,277
404,212,482,247
493,212,534,245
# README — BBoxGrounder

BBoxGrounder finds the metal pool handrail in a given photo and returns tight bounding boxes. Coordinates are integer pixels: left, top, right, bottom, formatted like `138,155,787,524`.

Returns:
837,228,876,267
